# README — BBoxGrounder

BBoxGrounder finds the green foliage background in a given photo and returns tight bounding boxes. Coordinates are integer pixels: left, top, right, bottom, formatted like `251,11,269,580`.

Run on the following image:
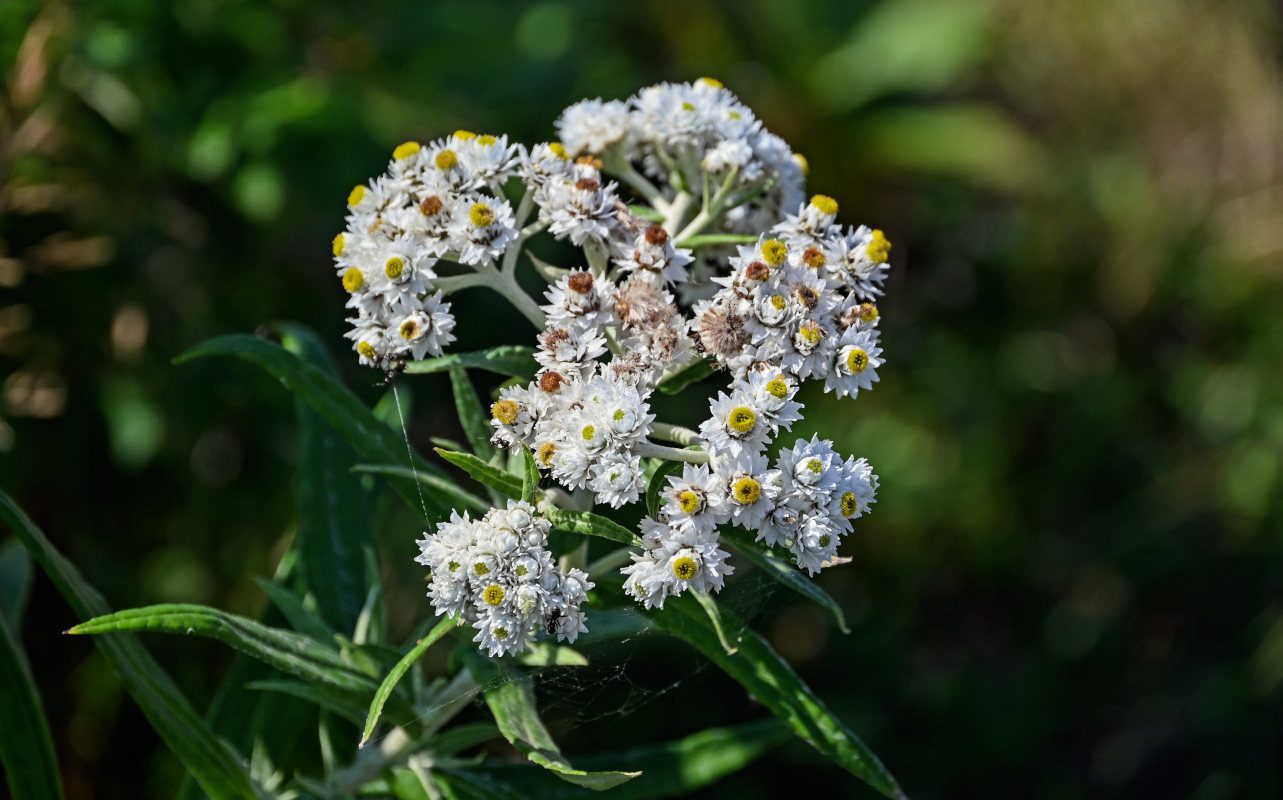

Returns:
2,0,1281,796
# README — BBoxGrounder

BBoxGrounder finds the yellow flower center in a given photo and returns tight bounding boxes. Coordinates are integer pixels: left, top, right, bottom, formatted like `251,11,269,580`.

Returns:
766,377,789,398
727,406,756,434
357,342,377,359
447,560,459,571
453,130,477,140
613,409,625,421
818,534,832,548
810,194,838,215
493,627,509,640
341,268,364,292
681,101,696,112
469,202,495,227
483,585,505,606
392,141,421,160
798,325,821,345
807,458,822,474
399,319,421,340
677,490,702,514
332,233,345,257
732,477,761,504
549,142,568,159
802,246,827,268
770,294,787,310
478,134,497,145
867,229,891,263
435,150,458,169
515,564,528,577
474,561,490,576
846,348,869,373
794,153,809,176
537,441,557,465
347,185,366,207
672,557,699,580
699,77,724,88
384,257,404,279
762,239,787,266
840,492,858,517
491,399,519,424
859,304,879,323
581,424,595,441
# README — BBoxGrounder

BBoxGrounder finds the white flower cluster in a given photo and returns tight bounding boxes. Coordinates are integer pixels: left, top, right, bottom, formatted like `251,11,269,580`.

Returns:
332,132,522,368
334,79,896,649
555,78,806,238
414,500,593,656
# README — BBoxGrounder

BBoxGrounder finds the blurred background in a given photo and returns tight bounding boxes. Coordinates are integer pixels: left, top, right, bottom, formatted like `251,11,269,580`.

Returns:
2,0,1281,797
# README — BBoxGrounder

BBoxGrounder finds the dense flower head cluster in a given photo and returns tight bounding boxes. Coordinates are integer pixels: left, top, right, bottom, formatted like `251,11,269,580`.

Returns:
414,501,592,656
337,79,894,654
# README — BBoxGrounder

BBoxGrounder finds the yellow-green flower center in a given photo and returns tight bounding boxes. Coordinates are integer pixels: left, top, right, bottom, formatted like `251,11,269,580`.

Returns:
549,142,568,159
810,194,838,215
867,229,891,263
613,409,625,421
859,303,879,323
818,534,832,548
762,239,787,266
794,153,809,176
672,557,699,580
469,202,495,227
332,233,345,257
447,560,459,572
393,141,421,160
483,585,505,606
846,348,869,373
840,492,858,517
347,185,366,207
492,399,519,424
807,458,822,474
581,424,595,441
727,406,756,434
478,134,497,145
798,325,821,345
677,490,702,514
537,441,557,465
515,564,528,577
681,101,696,112
342,268,364,292
453,130,478,140
699,77,723,88
732,477,761,504
357,342,377,360
493,627,509,640
435,150,458,169
770,294,787,310
385,257,404,279
399,319,421,340
474,562,490,576
766,377,789,398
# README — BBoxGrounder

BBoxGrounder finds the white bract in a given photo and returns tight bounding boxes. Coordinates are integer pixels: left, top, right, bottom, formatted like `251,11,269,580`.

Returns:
335,79,896,654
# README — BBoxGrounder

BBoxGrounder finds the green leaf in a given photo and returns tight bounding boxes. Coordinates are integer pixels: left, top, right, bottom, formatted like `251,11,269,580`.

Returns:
469,661,639,790
253,578,334,642
648,594,905,799
360,615,459,747
449,367,495,461
402,346,537,379
691,590,738,655
720,528,850,634
426,722,500,756
68,604,380,702
0,538,33,626
542,508,641,546
352,464,490,514
281,328,376,633
644,460,684,518
520,446,539,504
246,680,367,726
0,611,63,800
657,358,716,395
455,718,789,800
175,334,452,522
436,448,522,500
514,642,588,667
0,491,262,800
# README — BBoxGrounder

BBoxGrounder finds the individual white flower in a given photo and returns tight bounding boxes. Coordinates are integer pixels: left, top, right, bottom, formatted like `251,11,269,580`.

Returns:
699,390,771,459
659,463,724,534
556,98,631,156
542,269,618,334
824,326,883,399
589,452,645,508
612,224,693,286
711,450,779,530
540,164,620,247
791,516,841,576
447,195,518,265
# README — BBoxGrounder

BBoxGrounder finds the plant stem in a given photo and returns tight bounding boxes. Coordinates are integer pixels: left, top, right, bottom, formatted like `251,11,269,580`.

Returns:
632,440,709,464
587,547,635,575
434,265,546,329
662,191,694,237
650,422,703,447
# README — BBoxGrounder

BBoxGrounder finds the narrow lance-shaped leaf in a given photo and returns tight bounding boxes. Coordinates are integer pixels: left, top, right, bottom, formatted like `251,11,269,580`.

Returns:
68,604,381,702
403,346,537,379
176,334,452,522
467,658,640,791
720,527,850,634
449,367,495,461
542,507,641,546
648,593,906,799
0,612,63,800
0,491,262,800
644,460,684,518
657,358,716,395
436,448,523,499
520,446,539,504
281,326,376,633
361,615,460,747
